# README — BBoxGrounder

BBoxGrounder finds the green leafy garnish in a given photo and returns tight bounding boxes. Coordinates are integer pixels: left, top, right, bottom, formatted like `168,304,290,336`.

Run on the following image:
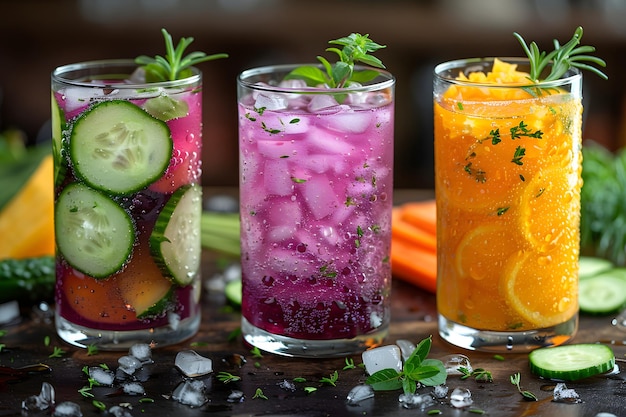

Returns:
510,372,538,401
319,370,339,387
514,26,607,83
365,336,447,395
286,33,386,88
135,28,228,82
459,367,493,383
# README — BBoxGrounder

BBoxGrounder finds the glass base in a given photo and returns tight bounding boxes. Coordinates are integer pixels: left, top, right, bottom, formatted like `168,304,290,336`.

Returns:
241,317,388,358
55,312,201,351
438,314,578,352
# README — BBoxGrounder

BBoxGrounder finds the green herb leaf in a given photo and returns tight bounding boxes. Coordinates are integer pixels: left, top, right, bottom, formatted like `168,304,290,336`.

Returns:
135,28,228,82
513,26,607,83
286,33,386,88
365,368,403,391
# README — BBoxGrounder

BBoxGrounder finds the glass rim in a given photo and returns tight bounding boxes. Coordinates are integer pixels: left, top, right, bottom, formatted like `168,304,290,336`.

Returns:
51,58,201,88
238,63,395,94
434,57,581,89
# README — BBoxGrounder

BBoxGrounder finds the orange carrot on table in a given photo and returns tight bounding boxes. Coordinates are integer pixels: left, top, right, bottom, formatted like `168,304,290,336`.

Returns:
398,200,437,235
391,235,437,293
392,207,436,253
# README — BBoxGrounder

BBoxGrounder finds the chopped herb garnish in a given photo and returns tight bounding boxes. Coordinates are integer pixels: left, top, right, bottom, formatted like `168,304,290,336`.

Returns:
459,367,493,383
343,357,357,370
319,370,339,387
510,372,538,401
497,207,510,216
48,346,65,358
250,346,263,359
293,377,307,383
304,386,318,394
253,388,268,400
291,177,307,184
86,344,99,356
512,146,526,165
217,371,241,384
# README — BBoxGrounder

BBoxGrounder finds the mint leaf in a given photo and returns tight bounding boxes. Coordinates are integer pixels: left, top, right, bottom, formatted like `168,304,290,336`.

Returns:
365,368,403,391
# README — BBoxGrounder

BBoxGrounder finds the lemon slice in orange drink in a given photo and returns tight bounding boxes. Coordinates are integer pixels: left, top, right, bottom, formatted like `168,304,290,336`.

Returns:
502,250,578,328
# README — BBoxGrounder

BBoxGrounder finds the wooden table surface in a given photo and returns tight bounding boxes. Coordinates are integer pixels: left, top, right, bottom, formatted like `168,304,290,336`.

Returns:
1,189,625,416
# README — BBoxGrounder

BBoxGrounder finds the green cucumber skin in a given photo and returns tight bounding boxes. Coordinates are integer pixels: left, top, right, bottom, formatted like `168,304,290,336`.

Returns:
0,256,55,303
578,271,626,315
149,184,202,286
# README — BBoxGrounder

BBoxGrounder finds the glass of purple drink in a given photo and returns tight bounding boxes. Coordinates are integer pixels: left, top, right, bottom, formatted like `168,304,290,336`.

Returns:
51,60,203,349
237,64,395,357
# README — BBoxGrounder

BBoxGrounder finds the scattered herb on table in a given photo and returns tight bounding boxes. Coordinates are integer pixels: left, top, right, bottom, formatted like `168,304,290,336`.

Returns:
460,367,493,383
510,372,538,401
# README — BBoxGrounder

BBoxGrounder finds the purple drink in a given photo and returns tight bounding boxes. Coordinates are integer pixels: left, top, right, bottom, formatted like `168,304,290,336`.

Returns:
51,60,202,349
237,65,395,357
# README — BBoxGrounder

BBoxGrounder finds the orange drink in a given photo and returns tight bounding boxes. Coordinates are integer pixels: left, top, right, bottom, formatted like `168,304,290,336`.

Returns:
434,58,582,351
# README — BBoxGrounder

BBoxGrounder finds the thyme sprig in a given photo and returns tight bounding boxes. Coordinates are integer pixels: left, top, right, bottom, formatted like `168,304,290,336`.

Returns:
135,28,228,82
286,33,386,88
514,26,607,83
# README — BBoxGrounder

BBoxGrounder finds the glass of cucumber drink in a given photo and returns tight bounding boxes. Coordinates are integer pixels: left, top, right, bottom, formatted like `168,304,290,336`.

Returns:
51,30,226,349
434,27,607,352
237,34,395,357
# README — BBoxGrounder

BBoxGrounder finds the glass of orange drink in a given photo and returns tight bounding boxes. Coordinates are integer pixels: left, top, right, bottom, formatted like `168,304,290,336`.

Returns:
434,57,582,351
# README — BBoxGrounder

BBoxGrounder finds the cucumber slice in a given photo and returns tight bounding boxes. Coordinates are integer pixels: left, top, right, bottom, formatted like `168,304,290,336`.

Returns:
225,279,242,306
150,184,202,285
529,344,615,381
579,269,626,314
55,183,135,278
70,100,173,195
578,256,613,280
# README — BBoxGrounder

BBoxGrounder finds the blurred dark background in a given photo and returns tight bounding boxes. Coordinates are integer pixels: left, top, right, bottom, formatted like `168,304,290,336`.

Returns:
1,0,625,189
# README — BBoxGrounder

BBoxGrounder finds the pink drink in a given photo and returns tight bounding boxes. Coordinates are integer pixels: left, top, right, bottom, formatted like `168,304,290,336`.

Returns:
237,65,395,357
51,60,202,349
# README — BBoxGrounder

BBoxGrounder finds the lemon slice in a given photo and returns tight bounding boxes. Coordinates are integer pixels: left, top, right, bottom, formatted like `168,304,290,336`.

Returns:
518,166,581,253
502,250,578,328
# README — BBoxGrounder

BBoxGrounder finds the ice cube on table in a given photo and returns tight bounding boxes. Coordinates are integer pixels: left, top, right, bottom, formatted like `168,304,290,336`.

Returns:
21,381,55,411
227,390,245,403
395,339,416,361
398,392,436,409
106,405,133,417
449,387,473,408
128,343,152,364
118,355,142,375
433,384,449,399
346,384,375,405
175,350,213,378
121,381,145,396
362,345,403,375
52,401,82,417
88,367,115,386
0,300,19,325
172,380,208,407
440,354,473,375
553,383,581,403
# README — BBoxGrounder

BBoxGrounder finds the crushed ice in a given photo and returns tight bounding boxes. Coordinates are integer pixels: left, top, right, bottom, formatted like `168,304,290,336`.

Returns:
52,401,82,417
106,405,133,417
227,390,245,403
128,343,152,364
398,392,436,409
118,355,142,375
88,367,115,386
277,379,296,392
175,350,213,378
440,354,473,375
553,383,581,403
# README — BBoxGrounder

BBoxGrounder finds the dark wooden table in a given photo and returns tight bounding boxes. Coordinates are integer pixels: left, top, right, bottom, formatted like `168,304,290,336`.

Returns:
1,189,625,417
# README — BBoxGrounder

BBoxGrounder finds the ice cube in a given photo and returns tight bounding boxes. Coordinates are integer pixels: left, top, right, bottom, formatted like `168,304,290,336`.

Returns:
277,379,296,392
308,94,339,112
0,300,20,325
106,405,133,417
254,91,288,111
398,392,436,409
362,345,403,375
433,384,449,399
301,175,341,220
52,401,82,417
88,367,115,386
175,350,213,378
594,413,618,417
122,381,145,396
227,390,245,403
450,387,473,408
264,159,294,197
440,354,473,375
172,380,207,407
395,339,416,361
346,384,375,405
118,355,142,375
168,311,181,330
22,381,55,411
128,343,152,364
325,111,371,134
553,383,581,403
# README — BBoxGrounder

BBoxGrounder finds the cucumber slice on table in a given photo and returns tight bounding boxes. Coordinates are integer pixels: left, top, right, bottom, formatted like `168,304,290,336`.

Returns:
150,184,202,286
529,344,615,381
578,256,613,279
579,268,626,314
70,100,173,195
55,183,135,278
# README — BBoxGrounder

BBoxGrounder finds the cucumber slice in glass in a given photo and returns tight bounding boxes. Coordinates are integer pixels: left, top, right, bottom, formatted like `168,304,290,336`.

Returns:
70,100,173,195
55,183,135,278
150,184,202,285
529,344,615,381
579,269,626,314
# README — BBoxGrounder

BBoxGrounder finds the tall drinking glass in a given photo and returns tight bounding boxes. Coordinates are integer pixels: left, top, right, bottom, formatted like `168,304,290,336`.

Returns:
434,58,583,351
52,60,203,349
237,64,395,357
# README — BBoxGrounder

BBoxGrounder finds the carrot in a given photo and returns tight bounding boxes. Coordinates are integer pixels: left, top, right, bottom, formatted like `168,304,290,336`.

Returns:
391,235,437,293
398,200,437,236
391,207,436,253
390,200,438,293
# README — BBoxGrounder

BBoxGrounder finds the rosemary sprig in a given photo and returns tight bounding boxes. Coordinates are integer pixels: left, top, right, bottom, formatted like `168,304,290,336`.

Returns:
513,26,607,83
285,33,386,88
135,28,228,82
